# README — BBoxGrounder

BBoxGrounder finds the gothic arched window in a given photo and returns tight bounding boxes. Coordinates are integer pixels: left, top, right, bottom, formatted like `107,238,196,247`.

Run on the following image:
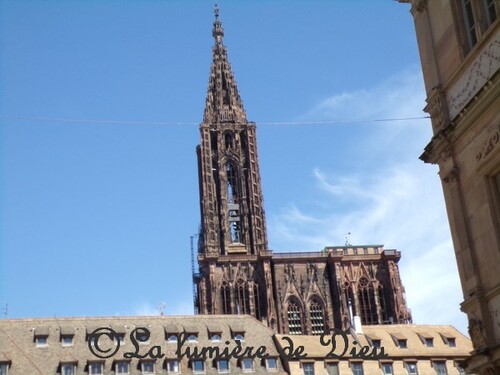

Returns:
309,298,325,335
235,279,250,314
287,298,303,335
357,277,378,325
226,162,239,203
226,161,242,243
221,282,231,314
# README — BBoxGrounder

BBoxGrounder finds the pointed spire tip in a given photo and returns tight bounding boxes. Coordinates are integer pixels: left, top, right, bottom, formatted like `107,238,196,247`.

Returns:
213,3,224,42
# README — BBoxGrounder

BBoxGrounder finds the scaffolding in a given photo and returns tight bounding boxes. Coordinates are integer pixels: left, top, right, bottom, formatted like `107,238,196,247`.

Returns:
190,233,200,314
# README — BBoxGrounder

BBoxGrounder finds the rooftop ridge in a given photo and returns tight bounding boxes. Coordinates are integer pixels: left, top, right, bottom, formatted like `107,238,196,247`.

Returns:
0,314,258,322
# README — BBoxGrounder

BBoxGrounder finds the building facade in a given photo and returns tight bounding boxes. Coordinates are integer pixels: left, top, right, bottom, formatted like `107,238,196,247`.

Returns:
275,324,473,375
0,315,286,375
399,1,500,374
194,8,412,336
0,317,474,375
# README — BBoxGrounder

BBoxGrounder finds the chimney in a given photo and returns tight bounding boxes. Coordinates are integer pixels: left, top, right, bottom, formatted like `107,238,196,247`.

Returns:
353,316,363,334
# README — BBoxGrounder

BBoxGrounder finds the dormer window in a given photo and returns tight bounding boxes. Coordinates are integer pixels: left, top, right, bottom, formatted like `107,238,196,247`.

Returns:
371,339,381,348
141,361,155,374
34,327,49,347
192,360,205,373
89,363,103,375
381,363,393,375
115,361,129,374
59,326,75,347
424,338,433,347
218,359,230,373
241,359,253,372
115,333,126,345
168,334,178,343
405,363,418,375
36,336,48,347
165,324,181,344
234,333,244,342
326,363,339,375
397,339,407,349
211,334,221,342
61,363,76,375
134,328,150,344
61,335,74,347
442,335,456,347
86,326,103,344
351,363,364,375
183,326,199,344
230,323,246,342
0,363,9,375
433,361,447,375
303,362,315,375
167,360,180,373
266,358,278,371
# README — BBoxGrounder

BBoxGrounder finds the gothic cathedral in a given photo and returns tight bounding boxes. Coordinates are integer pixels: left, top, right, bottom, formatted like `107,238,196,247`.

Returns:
194,8,412,335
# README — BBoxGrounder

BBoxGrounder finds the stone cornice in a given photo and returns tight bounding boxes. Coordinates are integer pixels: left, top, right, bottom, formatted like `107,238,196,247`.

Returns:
475,124,500,163
421,71,500,164
410,0,427,16
446,36,500,120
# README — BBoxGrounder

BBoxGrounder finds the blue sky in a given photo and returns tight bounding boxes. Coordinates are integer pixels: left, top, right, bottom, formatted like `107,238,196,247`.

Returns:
0,1,467,335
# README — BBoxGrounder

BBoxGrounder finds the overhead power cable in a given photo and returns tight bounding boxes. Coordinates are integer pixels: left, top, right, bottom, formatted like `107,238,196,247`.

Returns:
0,115,430,126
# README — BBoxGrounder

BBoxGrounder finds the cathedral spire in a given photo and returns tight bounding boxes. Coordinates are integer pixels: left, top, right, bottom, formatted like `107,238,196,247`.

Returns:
196,6,272,323
213,4,224,43
203,5,247,124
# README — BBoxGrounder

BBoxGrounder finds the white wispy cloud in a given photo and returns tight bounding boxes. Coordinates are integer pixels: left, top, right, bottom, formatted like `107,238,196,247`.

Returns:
133,303,159,316
307,68,426,121
313,168,376,200
270,163,466,333
268,68,468,335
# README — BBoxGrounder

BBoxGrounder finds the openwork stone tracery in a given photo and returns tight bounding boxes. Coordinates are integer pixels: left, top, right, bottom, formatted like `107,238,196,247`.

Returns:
194,7,412,334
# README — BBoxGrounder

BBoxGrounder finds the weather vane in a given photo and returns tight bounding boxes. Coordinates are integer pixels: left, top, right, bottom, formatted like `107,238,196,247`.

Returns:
157,302,166,316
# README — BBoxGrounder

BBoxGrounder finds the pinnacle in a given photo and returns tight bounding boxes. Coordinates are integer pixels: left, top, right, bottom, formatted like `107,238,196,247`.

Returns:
203,6,247,125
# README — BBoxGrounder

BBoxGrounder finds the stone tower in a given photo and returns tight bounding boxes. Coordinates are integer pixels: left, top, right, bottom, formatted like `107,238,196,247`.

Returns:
195,6,277,328
194,7,412,335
